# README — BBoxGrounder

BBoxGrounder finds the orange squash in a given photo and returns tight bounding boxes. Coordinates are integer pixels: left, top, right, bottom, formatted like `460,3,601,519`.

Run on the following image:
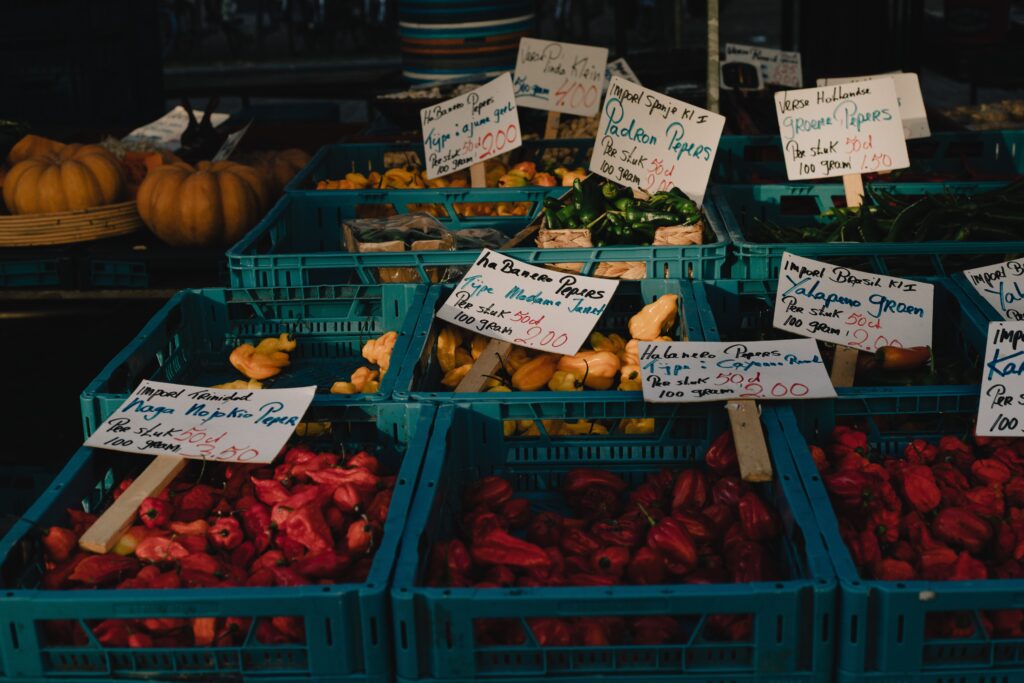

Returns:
121,151,166,197
2,144,126,214
250,148,311,194
7,134,65,166
136,160,271,247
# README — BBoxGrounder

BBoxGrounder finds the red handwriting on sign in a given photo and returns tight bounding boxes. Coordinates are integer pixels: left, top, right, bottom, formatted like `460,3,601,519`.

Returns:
513,324,569,349
844,134,892,172
554,79,599,110
173,425,261,461
464,124,519,161
715,371,808,398
643,158,677,193
843,312,903,350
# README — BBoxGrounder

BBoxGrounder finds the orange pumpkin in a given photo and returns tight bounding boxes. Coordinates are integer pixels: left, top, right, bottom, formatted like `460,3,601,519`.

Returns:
7,134,65,166
251,148,311,194
2,144,126,214
136,160,271,247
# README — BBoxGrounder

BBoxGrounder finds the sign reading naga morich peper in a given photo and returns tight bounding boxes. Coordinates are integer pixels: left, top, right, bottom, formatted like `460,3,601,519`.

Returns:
420,73,522,179
774,78,910,180
724,43,803,88
513,38,609,117
590,76,725,206
979,322,1024,436
637,339,836,403
773,253,933,353
963,259,1024,321
84,380,317,464
435,249,620,355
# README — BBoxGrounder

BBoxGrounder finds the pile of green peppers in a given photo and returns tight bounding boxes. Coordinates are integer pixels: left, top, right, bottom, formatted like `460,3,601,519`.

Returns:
541,179,702,246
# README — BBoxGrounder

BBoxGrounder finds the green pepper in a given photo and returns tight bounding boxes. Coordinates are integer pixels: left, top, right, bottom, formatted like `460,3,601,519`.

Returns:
543,197,562,211
556,205,578,226
601,181,620,200
543,207,562,230
572,179,584,212
580,210,599,225
613,197,635,212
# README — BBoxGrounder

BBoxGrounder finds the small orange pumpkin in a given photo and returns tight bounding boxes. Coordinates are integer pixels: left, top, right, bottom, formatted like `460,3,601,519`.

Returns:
2,144,126,214
7,134,65,166
250,148,311,194
136,160,271,247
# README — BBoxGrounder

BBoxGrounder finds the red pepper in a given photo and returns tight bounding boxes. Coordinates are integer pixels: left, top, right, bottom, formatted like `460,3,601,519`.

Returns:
67,508,98,536
128,633,153,648
933,507,992,554
446,539,473,579
270,565,310,587
345,518,380,555
464,510,508,543
180,552,223,576
271,616,305,642
483,564,517,587
567,572,618,586
590,516,644,548
68,554,140,585
231,541,257,569
705,431,738,474
972,459,1012,486
346,451,381,473
310,467,380,495
139,497,173,529
366,489,392,526
498,498,531,528
113,477,134,500
245,568,275,587
919,544,958,580
527,618,573,647
284,504,334,554
726,540,773,583
282,484,332,511
831,426,869,456
630,616,681,645
208,517,244,550
239,502,273,552
857,529,882,569
252,478,291,506
671,470,709,511
994,521,1017,562
293,551,351,580
1006,478,1024,506
180,568,228,588
170,519,208,536
993,447,1024,475
671,511,716,544
566,486,621,522
702,502,737,535
178,533,209,554
989,610,1024,638
939,435,973,465
873,557,916,581
900,464,941,513
324,506,346,534
332,484,362,513
705,613,753,642
963,486,1005,519
93,619,131,647
592,546,630,577
135,536,189,564
471,529,551,571
560,528,602,557
562,469,628,496
951,551,988,581
646,517,697,575
255,620,292,644
175,484,219,521
271,504,295,529
868,509,899,543
41,526,78,562
526,512,563,546
904,439,938,465
824,469,881,512
574,617,625,646
628,482,665,515
809,445,829,473
463,476,514,510
251,550,286,573
737,492,780,541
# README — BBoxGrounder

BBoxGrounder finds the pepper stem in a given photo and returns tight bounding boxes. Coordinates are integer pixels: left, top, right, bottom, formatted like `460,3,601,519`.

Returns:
636,502,656,527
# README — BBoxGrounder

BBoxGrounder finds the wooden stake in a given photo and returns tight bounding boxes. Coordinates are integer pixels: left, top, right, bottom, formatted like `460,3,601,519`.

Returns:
455,339,512,393
830,173,867,388
78,456,187,554
544,111,561,139
470,163,486,189
727,400,772,483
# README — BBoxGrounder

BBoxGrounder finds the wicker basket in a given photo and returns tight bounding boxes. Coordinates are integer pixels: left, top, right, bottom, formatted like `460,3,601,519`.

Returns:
0,200,142,247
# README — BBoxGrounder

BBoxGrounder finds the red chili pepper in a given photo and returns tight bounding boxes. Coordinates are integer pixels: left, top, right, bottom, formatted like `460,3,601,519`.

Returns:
574,617,625,646
737,492,780,541
324,506,346,534
705,431,738,474
245,568,275,587
331,484,362,513
239,501,273,553
229,540,256,570
41,526,78,562
567,571,618,586
169,519,209,536
464,510,508,543
963,486,1005,519
919,544,957,580
646,517,697,575
113,478,134,501
1006,478,1024,506
66,509,98,536
251,550,286,574
630,616,681,645
346,451,381,473
270,565,310,587
293,551,351,580
482,564,517,587
471,529,551,571
560,528,602,557
526,618,573,647
208,517,244,550
68,554,140,585
175,484,219,521
900,464,942,513
951,551,988,581
824,469,881,512
993,447,1024,474
932,507,992,554
526,512,563,546
989,610,1024,638
180,552,223,576
135,536,189,564
463,476,514,510
93,619,131,647
252,478,291,506
873,557,916,581
366,489,392,525
705,613,753,641
309,467,380,495
904,439,938,465
809,445,829,473
869,509,900,543
446,539,473,579
345,518,380,555
671,470,709,511
282,484,332,511
139,497,173,529
939,435,973,465
592,546,630,577
972,459,1012,486
590,516,644,549
994,521,1017,562
710,477,748,509
283,504,333,554
562,469,628,496
498,498,531,528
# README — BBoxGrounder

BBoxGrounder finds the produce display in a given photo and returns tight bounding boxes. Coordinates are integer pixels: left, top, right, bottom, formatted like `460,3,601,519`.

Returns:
942,100,1024,131
747,180,1024,244
238,148,312,195
425,432,778,645
36,445,396,648
810,428,1024,638
3,143,126,214
314,159,572,190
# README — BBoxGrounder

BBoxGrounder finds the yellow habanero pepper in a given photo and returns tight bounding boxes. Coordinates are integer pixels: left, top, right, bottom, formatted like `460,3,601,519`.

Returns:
511,354,560,392
437,327,460,373
557,351,621,390
548,370,583,392
629,294,679,341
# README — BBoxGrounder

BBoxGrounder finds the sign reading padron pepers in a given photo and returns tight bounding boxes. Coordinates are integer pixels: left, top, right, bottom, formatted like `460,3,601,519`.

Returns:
435,249,620,355
513,38,608,117
773,253,934,353
774,77,910,180
84,380,316,464
978,322,1024,436
420,73,522,179
590,76,725,206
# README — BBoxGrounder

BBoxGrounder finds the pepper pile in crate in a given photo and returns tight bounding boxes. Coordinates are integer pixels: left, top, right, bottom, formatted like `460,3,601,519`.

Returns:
811,427,1024,637
38,445,395,648
426,432,783,645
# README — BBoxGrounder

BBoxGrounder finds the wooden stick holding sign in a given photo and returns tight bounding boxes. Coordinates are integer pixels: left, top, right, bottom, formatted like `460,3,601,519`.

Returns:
455,339,512,393
830,173,867,388
79,456,186,553
470,163,486,189
727,400,772,482
544,111,561,139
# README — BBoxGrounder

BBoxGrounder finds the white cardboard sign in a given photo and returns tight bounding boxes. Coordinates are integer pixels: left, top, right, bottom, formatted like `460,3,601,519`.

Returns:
963,259,1024,321
638,339,836,403
725,43,803,88
513,38,609,117
604,58,641,91
122,106,229,151
774,78,910,180
590,76,725,206
85,380,316,464
978,321,1024,436
420,73,522,179
212,121,252,162
818,72,930,140
435,249,620,355
773,253,934,353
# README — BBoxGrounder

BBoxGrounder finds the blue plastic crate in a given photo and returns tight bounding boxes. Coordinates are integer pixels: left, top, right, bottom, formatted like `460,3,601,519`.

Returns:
951,270,1020,327
713,131,1024,184
714,181,1019,279
391,399,836,682
228,189,729,287
395,279,706,401
79,283,427,437
768,389,1024,681
692,277,989,396
286,140,593,194
0,402,435,682
0,248,75,288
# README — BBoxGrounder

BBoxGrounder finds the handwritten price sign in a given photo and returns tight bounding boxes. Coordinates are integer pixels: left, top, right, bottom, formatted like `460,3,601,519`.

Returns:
513,38,608,117
84,380,316,464
725,43,802,88
435,249,620,354
818,73,930,140
964,259,1024,321
774,78,910,181
590,76,725,206
420,73,522,179
773,253,933,353
638,339,836,403
979,322,1024,436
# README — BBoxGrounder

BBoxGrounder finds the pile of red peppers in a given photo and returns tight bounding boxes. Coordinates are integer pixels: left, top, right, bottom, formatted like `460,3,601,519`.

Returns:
814,427,1024,638
426,431,786,646
37,445,394,649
